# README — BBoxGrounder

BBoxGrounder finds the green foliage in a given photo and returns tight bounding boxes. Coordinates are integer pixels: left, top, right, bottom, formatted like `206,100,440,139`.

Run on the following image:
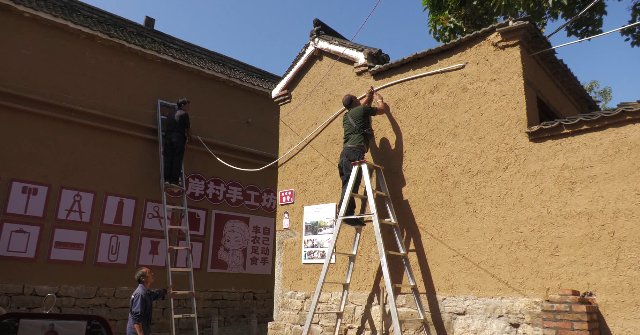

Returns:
421,0,639,47
584,80,613,109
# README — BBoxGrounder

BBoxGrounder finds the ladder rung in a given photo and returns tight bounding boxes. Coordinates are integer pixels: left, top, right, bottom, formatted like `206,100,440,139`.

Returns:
373,190,388,197
402,318,427,323
168,245,191,250
334,251,356,257
169,267,192,272
315,310,343,314
171,290,194,295
166,205,183,210
352,160,383,169
386,251,407,256
393,283,417,289
168,225,188,230
173,313,196,319
380,219,397,225
324,281,349,286
339,214,373,220
350,193,367,199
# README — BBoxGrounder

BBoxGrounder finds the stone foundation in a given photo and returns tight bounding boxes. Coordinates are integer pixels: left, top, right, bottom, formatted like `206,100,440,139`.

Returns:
268,291,543,335
0,283,273,335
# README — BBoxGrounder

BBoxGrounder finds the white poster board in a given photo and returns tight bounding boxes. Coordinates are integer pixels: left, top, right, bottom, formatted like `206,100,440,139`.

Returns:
302,203,336,264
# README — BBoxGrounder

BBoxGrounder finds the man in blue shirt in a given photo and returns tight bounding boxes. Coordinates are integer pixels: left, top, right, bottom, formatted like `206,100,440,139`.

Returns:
126,267,167,335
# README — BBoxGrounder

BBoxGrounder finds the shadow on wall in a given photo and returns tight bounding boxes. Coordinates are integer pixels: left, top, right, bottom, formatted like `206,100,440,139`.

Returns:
598,310,612,335
357,108,447,335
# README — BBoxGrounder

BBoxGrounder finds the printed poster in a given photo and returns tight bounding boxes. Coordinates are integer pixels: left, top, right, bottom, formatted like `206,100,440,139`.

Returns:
48,228,89,263
207,210,274,274
56,188,95,223
95,232,131,265
302,203,336,264
174,240,203,269
138,235,166,267
0,222,41,259
4,180,49,218
102,195,136,228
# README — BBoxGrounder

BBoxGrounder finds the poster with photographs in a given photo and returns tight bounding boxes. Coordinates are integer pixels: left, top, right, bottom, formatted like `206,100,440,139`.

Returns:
302,203,336,264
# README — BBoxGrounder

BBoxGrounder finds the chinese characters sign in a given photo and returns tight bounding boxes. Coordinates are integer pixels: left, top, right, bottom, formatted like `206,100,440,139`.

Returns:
183,173,276,213
279,189,295,205
207,211,274,274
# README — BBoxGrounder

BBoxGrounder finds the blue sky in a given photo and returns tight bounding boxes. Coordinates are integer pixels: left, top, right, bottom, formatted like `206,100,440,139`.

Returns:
79,0,638,106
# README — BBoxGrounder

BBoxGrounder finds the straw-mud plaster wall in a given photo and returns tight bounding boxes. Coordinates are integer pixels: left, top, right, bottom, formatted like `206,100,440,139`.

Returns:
0,3,279,333
271,31,640,335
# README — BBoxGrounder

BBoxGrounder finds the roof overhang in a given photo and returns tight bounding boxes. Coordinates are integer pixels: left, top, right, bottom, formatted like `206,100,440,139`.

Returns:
271,38,367,98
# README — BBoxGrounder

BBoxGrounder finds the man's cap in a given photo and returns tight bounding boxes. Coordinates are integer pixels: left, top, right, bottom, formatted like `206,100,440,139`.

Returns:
177,97,190,107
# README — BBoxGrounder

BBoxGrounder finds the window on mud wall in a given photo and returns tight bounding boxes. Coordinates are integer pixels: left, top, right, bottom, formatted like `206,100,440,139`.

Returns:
537,96,560,123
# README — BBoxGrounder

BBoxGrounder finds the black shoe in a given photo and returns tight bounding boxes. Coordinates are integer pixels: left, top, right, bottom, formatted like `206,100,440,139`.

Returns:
343,218,365,227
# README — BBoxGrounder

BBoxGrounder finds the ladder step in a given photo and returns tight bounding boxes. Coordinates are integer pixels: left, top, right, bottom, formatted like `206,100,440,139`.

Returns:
402,318,427,323
380,219,397,225
171,290,195,295
324,281,349,286
393,283,417,289
169,268,192,272
166,205,183,210
386,251,407,256
315,310,343,314
173,314,197,319
168,225,188,230
339,214,373,220
373,190,388,197
168,245,191,250
334,251,356,257
350,193,367,199
352,160,383,169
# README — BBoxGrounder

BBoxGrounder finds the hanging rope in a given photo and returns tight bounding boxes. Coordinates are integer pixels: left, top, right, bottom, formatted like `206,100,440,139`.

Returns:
198,62,468,172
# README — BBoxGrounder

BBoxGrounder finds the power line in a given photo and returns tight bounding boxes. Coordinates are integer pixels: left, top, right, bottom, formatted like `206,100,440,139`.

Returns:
531,21,640,56
546,0,602,38
198,63,468,172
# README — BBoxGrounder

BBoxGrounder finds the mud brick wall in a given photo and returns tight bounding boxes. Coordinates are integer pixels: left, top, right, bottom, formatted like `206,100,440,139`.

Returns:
268,291,542,335
0,283,273,334
542,289,600,335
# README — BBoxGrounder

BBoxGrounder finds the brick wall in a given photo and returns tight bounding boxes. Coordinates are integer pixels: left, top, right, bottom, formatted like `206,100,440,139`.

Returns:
0,283,273,335
542,289,600,335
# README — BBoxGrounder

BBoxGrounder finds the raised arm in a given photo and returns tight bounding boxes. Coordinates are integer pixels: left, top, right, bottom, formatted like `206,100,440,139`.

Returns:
373,91,389,115
359,86,374,106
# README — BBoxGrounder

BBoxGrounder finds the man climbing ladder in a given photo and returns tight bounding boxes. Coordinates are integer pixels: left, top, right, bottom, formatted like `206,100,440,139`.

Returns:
338,87,389,226
163,98,192,190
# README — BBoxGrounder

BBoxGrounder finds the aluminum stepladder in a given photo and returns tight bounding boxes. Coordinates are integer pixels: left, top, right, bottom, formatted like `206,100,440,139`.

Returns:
156,100,199,335
302,160,428,335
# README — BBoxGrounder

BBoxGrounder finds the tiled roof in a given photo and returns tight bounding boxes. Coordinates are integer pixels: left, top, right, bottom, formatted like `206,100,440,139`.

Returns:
370,19,598,112
526,101,640,138
4,0,279,91
279,18,390,82
370,21,515,74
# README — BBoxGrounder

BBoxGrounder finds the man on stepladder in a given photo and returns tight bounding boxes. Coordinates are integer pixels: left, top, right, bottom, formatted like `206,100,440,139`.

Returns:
164,98,192,190
338,87,389,226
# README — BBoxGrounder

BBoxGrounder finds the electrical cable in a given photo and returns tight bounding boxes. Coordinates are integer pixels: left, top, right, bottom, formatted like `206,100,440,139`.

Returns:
198,62,467,172
546,0,602,38
531,21,640,56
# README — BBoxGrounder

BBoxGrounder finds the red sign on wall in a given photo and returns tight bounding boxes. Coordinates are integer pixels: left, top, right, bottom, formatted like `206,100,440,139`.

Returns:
279,189,295,205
